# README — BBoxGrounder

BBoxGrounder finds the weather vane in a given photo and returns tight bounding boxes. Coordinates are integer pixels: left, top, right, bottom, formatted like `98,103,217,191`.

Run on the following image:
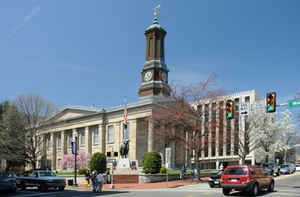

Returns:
153,4,160,17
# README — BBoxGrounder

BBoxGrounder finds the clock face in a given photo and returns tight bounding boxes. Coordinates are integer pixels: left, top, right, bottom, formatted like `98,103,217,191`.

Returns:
144,71,152,82
162,72,167,82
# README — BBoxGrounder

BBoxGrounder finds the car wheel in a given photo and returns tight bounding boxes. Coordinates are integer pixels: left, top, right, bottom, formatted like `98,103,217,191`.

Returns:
208,182,214,188
222,188,231,196
268,181,274,192
39,184,48,192
59,186,65,191
251,183,258,196
20,182,26,190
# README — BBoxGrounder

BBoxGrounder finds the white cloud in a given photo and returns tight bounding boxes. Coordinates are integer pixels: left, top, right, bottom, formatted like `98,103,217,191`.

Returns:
10,5,41,37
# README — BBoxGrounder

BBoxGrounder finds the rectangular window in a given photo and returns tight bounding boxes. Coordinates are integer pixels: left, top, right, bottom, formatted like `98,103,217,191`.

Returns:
57,134,61,149
123,123,130,141
92,127,99,145
108,125,114,143
47,135,51,150
218,101,224,156
148,38,153,57
234,98,239,155
204,104,209,157
245,96,250,103
68,132,73,148
211,103,216,157
79,129,85,146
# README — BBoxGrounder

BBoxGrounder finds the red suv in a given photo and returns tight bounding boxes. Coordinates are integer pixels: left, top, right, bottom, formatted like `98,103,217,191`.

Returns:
221,165,274,196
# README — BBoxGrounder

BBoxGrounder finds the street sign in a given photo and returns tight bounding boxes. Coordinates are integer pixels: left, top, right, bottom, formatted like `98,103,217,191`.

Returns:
240,103,249,115
71,142,75,155
288,100,300,108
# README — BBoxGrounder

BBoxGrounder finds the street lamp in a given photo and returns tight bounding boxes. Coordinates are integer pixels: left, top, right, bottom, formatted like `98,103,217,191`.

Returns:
72,132,79,187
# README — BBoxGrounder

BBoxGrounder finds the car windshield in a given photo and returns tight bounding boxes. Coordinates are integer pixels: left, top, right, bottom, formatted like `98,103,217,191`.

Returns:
224,167,248,175
39,171,55,176
0,172,16,178
296,164,300,167
281,164,289,168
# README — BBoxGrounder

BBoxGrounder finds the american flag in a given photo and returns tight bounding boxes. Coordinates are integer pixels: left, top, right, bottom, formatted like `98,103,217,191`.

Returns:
123,97,128,124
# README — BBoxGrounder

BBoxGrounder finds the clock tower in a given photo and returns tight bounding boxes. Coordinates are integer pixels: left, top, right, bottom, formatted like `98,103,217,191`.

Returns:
138,13,170,98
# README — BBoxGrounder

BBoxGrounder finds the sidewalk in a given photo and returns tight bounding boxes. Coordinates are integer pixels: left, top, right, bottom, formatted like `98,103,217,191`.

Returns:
67,178,199,191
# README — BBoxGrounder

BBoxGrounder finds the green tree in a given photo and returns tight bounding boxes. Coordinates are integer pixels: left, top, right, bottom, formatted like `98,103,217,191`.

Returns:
89,152,106,173
0,101,26,169
142,151,162,174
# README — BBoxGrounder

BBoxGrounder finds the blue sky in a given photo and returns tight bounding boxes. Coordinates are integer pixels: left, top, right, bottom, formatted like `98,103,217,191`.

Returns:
0,0,299,120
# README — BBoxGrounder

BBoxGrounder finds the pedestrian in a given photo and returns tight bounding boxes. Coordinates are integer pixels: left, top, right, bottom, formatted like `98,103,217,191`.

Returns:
96,172,104,193
106,170,111,184
85,170,90,185
91,170,97,192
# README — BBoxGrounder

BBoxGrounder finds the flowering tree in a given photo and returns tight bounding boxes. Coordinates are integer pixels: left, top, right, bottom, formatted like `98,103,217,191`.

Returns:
148,75,226,170
60,150,91,169
276,109,297,163
235,100,282,164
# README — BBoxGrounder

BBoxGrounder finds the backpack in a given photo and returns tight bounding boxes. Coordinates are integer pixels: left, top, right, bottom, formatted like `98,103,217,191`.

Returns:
96,174,104,183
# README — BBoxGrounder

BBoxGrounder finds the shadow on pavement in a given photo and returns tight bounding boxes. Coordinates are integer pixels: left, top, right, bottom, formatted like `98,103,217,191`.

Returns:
225,190,276,196
64,190,130,196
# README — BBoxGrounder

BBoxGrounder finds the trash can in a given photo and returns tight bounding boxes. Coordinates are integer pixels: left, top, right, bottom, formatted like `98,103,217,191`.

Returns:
68,179,73,186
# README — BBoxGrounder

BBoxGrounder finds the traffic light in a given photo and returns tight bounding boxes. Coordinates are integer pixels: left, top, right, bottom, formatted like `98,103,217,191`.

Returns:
266,92,276,113
226,100,234,120
107,152,112,157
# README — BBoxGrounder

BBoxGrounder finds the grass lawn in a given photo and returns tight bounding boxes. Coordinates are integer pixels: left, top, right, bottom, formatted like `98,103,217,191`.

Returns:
56,172,74,176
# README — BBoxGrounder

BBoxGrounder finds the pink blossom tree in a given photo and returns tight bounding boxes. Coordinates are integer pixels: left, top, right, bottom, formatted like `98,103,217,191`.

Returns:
60,150,91,169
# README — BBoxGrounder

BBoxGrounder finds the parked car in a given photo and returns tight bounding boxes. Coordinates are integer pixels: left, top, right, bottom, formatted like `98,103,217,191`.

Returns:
288,163,296,173
17,170,66,192
0,172,17,193
221,165,274,196
208,170,223,188
296,164,300,172
280,164,292,174
263,163,280,176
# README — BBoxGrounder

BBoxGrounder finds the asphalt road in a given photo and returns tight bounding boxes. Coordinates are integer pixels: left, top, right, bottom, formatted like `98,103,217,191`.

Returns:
3,173,300,197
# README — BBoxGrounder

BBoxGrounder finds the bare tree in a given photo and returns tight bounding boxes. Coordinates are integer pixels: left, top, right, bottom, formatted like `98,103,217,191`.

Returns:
15,94,56,170
148,75,226,171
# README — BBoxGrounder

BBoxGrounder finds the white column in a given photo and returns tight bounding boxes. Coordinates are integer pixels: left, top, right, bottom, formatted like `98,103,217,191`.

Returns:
129,120,137,161
148,119,153,152
98,124,106,153
85,126,92,155
50,132,56,170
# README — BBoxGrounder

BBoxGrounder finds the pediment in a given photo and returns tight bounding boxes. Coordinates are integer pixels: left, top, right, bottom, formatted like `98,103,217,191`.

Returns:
46,107,99,123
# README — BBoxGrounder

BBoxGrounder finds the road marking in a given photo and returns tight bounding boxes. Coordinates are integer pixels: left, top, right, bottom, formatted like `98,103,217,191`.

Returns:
16,192,59,197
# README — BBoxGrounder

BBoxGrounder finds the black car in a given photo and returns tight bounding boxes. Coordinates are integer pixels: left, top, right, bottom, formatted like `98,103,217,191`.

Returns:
208,170,223,188
0,172,17,193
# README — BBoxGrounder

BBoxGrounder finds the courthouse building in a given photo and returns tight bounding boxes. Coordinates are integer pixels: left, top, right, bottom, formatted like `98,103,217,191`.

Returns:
37,16,184,171
36,15,264,171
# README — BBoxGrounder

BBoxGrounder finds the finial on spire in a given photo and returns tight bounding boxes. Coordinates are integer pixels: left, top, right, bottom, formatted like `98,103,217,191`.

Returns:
153,4,160,17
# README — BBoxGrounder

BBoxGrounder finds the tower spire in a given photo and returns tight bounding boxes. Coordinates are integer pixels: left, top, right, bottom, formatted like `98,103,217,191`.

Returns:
153,4,160,24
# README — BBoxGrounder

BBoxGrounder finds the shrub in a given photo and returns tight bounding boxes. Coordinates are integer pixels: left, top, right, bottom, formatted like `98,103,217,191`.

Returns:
89,152,107,173
78,168,88,175
160,167,167,174
142,151,162,174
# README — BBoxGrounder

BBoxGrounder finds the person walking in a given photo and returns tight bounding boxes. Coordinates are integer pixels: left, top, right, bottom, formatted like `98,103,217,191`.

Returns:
96,172,104,193
91,170,97,192
85,170,90,186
